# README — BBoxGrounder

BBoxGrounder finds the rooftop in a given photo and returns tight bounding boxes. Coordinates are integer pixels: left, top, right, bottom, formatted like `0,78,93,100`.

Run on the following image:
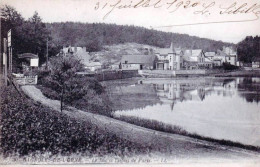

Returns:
18,53,38,59
121,55,156,65
205,52,216,57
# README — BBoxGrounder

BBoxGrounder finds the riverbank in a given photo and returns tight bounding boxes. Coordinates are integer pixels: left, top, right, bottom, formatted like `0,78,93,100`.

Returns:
213,69,260,77
114,115,260,152
19,85,260,162
145,69,260,78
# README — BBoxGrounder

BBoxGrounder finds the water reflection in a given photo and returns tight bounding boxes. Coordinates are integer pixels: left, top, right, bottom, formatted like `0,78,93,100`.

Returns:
238,78,260,103
109,77,260,146
148,78,241,110
108,77,260,111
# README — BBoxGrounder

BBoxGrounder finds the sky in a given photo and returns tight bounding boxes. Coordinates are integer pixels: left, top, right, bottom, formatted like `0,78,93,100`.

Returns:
1,0,260,44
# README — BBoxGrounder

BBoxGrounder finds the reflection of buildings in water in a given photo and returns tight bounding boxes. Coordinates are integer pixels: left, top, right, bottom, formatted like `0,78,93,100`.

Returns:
197,88,206,101
155,83,183,111
237,77,260,103
148,78,258,109
154,82,215,110
223,79,237,89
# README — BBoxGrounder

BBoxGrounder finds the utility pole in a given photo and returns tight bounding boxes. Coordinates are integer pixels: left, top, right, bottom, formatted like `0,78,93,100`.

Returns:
46,38,49,70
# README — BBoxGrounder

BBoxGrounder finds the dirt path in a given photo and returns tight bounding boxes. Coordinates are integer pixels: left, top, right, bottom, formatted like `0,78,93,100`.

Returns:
21,85,260,162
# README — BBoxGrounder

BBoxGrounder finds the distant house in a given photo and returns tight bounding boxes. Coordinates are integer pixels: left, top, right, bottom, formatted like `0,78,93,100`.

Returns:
111,62,122,70
60,46,104,71
205,52,222,66
121,55,156,70
87,62,102,71
183,49,213,69
18,53,39,72
205,52,216,61
252,58,260,68
60,46,90,66
155,43,183,70
221,46,237,66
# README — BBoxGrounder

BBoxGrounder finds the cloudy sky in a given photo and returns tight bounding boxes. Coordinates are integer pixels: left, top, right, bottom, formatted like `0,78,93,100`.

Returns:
1,0,260,44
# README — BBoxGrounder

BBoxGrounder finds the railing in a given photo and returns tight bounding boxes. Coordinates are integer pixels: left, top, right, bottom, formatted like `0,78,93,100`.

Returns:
12,74,38,85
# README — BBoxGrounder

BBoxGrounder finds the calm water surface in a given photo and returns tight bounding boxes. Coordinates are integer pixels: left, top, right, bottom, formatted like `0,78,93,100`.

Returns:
106,77,260,147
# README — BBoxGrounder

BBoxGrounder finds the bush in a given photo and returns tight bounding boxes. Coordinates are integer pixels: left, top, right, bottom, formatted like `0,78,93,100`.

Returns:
0,85,151,157
38,75,113,116
222,62,239,71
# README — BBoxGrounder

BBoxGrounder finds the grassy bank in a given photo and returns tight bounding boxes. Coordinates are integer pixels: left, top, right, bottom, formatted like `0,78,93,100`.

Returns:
0,84,153,158
114,115,260,152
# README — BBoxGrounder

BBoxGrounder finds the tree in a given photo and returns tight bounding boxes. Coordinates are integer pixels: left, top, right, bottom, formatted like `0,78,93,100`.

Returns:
47,53,85,112
1,6,50,67
237,36,260,63
1,5,24,65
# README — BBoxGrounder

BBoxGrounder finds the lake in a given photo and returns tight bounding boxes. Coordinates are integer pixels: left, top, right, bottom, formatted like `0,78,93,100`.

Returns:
104,77,260,147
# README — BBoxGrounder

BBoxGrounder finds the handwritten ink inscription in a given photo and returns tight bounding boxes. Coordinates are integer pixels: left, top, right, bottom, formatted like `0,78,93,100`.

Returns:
94,0,260,26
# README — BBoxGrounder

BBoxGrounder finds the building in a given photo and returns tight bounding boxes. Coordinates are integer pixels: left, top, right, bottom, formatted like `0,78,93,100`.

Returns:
87,62,102,71
155,43,183,70
205,52,216,61
17,53,39,72
61,46,90,66
111,62,122,70
183,49,213,69
121,54,156,70
221,46,237,66
252,58,260,68
60,46,105,71
205,52,223,66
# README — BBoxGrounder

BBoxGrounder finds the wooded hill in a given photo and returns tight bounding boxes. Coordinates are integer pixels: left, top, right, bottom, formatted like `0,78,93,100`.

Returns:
47,22,234,53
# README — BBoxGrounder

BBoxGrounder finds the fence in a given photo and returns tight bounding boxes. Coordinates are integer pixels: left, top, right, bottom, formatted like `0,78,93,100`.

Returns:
13,74,38,85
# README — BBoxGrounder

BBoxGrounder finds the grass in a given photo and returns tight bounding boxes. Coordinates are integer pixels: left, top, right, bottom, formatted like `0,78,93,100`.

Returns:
0,84,153,158
114,115,260,152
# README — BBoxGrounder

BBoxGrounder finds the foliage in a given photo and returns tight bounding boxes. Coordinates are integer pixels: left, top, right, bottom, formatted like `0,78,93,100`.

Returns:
47,22,235,53
222,62,239,71
45,54,84,111
40,54,112,115
0,85,151,157
1,5,235,67
1,5,51,65
237,36,260,63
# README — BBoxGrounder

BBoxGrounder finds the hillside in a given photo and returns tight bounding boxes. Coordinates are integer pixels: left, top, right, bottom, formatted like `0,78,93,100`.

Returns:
89,43,159,65
47,22,235,54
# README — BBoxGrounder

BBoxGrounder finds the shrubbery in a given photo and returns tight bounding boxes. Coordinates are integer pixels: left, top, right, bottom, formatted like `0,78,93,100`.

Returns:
222,62,239,71
37,54,112,116
0,85,151,157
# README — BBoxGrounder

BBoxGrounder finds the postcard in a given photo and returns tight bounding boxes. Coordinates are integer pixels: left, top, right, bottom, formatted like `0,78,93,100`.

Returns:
0,0,260,166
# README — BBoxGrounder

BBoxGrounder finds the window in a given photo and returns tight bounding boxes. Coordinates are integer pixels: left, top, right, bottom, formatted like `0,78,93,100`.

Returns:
125,61,128,64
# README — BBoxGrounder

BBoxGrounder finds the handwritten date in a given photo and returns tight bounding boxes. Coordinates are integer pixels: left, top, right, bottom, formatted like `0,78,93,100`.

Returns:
94,0,260,23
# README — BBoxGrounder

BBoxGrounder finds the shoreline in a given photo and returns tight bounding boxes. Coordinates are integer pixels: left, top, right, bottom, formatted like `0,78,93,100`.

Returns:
20,85,260,159
113,115,260,152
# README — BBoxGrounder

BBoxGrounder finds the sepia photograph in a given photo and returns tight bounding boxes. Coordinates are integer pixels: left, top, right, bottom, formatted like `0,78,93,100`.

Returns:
0,0,260,166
